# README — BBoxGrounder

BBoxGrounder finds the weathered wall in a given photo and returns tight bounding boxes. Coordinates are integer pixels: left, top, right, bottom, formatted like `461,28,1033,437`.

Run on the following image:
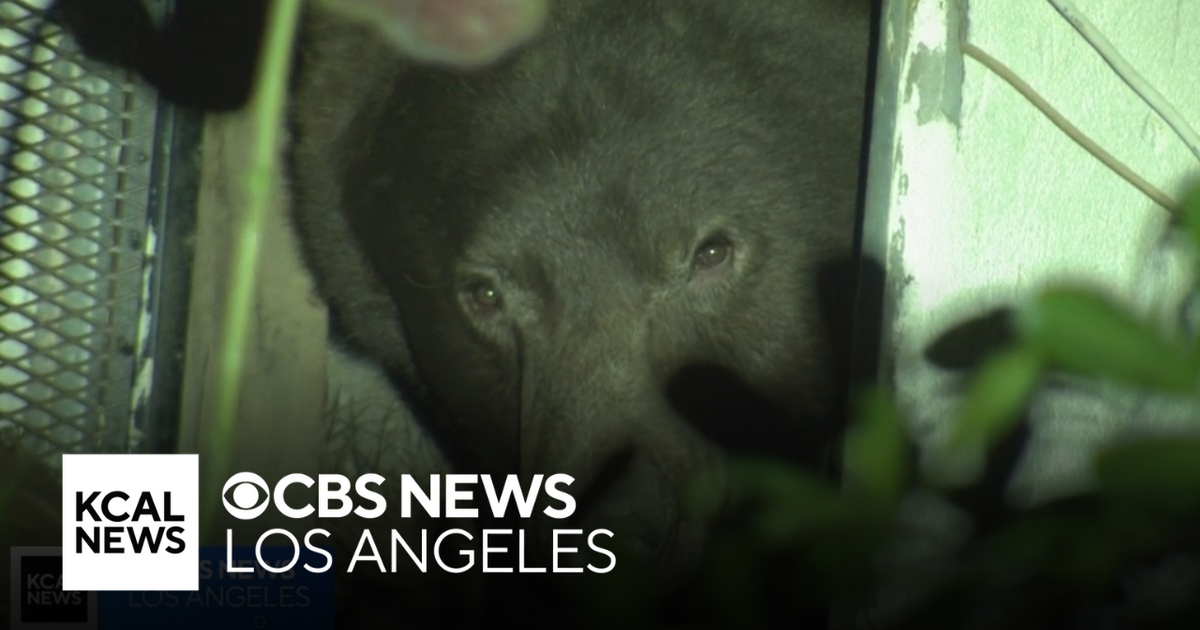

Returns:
869,0,1200,506
857,0,1200,618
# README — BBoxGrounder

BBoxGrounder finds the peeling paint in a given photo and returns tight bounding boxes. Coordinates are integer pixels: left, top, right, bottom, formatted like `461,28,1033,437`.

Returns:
880,0,1198,503
848,0,1198,622
128,222,159,452
907,44,963,125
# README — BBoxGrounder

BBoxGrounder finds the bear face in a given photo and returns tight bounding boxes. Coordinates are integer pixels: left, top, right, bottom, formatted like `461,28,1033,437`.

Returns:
288,0,872,595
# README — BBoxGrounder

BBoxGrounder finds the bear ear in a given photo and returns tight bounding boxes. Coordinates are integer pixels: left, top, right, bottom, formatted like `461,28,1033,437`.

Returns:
51,0,268,112
923,307,1017,372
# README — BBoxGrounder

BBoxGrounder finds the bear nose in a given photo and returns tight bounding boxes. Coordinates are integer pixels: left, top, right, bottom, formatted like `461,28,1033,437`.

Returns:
578,507,670,566
539,450,676,573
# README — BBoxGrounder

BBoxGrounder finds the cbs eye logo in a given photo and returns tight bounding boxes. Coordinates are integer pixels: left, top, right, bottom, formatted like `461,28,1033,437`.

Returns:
222,472,270,520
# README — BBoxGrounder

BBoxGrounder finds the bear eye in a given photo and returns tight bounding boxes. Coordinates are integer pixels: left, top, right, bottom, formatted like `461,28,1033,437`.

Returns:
465,281,503,315
694,238,732,271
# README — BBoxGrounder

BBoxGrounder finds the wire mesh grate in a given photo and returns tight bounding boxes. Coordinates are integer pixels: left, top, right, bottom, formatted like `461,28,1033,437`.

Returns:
1,0,168,468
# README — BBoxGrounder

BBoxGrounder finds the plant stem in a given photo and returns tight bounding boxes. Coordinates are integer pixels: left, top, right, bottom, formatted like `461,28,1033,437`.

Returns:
202,0,304,540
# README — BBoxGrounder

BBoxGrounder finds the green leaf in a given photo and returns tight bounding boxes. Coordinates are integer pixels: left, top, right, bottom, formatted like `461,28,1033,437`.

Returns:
1046,519,1126,593
975,512,1122,595
580,535,656,628
703,535,765,628
724,459,845,544
1015,286,1198,395
843,389,908,510
683,470,729,518
1181,184,1200,264
1182,185,1200,367
949,344,1043,455
1095,438,1200,515
975,514,1069,589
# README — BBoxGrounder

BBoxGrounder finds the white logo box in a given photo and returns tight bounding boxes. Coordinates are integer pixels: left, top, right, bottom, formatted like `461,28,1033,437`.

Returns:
61,454,199,592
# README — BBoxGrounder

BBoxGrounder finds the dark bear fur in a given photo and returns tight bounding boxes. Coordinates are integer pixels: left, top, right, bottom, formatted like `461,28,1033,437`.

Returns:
286,0,874,623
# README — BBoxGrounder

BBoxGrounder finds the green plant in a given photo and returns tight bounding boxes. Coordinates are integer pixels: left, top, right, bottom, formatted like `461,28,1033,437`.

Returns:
678,186,1200,629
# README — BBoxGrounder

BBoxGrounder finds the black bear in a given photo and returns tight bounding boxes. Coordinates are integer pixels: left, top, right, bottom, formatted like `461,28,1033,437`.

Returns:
287,0,874,623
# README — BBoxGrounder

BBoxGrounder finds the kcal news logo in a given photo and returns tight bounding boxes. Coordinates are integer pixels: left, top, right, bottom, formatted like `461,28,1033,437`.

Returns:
60,454,199,592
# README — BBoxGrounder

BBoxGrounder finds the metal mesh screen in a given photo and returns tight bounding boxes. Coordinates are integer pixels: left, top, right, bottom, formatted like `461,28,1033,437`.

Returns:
0,0,169,466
